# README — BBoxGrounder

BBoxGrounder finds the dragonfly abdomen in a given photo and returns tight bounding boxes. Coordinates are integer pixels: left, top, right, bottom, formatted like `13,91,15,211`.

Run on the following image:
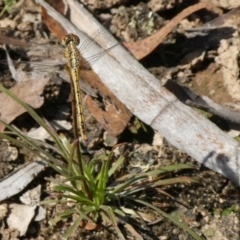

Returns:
62,34,87,142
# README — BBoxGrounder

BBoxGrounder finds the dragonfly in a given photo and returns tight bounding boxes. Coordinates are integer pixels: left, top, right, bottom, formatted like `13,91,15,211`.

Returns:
0,27,118,142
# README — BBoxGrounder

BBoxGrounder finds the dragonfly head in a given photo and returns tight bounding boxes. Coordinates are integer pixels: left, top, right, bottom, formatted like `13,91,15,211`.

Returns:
61,34,80,47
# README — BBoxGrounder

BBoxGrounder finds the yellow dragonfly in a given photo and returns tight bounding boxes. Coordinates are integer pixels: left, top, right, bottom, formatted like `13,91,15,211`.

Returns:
0,27,118,142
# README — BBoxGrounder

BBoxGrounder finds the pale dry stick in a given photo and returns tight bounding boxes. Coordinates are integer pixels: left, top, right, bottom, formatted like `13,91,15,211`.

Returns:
61,34,87,142
0,160,46,201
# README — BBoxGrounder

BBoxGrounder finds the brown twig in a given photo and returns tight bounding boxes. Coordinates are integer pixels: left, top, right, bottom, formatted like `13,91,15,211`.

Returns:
123,2,214,60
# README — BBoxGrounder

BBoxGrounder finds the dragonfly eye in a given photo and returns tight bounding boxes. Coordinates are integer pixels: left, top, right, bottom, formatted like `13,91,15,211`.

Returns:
61,34,80,47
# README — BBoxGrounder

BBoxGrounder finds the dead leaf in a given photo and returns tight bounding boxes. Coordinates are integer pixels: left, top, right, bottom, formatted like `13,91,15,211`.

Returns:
34,206,46,222
7,203,36,236
41,0,67,39
20,185,41,206
84,71,132,137
0,78,49,131
137,211,156,222
79,220,100,230
0,203,8,220
124,223,142,240
123,2,213,60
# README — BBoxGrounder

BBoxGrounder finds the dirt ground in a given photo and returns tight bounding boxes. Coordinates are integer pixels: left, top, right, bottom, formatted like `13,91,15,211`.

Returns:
0,0,240,239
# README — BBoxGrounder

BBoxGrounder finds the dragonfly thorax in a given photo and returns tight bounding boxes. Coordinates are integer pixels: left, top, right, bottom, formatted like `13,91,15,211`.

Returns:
61,34,80,48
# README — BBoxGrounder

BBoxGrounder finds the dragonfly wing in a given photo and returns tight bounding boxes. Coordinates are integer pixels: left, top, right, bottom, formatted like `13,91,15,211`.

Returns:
80,28,102,54
27,41,64,61
28,59,66,68
78,25,116,57
84,42,119,67
0,27,64,62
